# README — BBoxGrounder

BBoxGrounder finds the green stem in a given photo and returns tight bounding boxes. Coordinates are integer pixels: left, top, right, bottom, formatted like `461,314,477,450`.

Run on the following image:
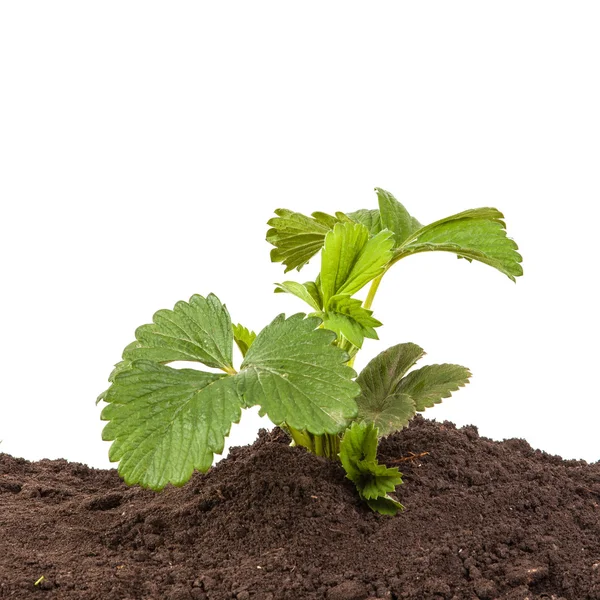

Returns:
287,425,314,452
287,427,340,460
312,433,340,459
314,434,324,456
346,271,388,369
364,272,385,310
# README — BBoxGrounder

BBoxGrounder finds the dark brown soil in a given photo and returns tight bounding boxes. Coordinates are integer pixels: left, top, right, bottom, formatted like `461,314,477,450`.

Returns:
1,417,599,600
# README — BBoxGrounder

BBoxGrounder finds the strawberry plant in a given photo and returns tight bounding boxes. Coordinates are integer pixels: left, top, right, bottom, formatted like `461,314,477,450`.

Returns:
98,188,522,514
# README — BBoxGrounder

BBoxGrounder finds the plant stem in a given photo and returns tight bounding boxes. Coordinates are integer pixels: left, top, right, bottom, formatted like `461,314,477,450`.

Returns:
346,271,388,369
287,427,340,460
364,272,385,311
314,434,324,456
287,425,315,452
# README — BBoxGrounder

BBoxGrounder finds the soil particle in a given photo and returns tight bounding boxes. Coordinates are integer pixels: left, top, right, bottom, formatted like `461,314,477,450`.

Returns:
327,580,368,600
473,578,498,599
1,416,600,599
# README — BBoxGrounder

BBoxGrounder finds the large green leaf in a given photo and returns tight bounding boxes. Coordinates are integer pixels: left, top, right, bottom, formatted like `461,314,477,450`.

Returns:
396,363,471,411
376,188,422,246
101,300,360,489
394,207,523,281
321,294,382,348
266,209,340,272
101,362,241,489
96,356,134,404
239,313,359,434
320,222,394,307
355,343,424,436
339,422,403,515
124,293,234,371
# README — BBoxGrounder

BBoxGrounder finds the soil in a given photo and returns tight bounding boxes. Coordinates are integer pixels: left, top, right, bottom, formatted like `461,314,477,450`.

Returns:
1,417,599,600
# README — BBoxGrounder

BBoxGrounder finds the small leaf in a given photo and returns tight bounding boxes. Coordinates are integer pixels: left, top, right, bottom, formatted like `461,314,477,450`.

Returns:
365,494,403,515
396,363,471,411
311,211,340,228
339,422,403,515
356,459,404,500
357,342,425,399
355,343,425,435
101,361,242,490
394,207,523,281
346,208,382,235
320,222,394,307
232,324,257,358
274,281,322,311
124,293,234,371
239,313,359,434
266,209,339,272
321,294,382,348
339,421,379,482
355,344,471,432
376,188,422,246
356,392,416,437
303,281,323,311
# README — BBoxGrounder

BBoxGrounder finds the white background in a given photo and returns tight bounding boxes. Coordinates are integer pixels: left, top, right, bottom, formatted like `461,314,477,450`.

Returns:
1,2,598,469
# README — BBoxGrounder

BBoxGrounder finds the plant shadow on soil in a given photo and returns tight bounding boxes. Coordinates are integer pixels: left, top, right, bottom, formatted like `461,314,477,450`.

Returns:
1,416,599,600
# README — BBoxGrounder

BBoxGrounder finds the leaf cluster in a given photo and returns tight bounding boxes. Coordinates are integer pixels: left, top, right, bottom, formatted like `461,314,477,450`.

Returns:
99,296,358,489
99,188,522,514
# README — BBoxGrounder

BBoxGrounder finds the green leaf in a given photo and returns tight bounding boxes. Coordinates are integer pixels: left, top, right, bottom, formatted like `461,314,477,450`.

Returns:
396,363,471,411
356,459,404,500
339,422,403,515
355,343,425,435
101,361,242,490
101,300,360,488
320,222,394,307
357,342,426,399
321,294,382,348
365,495,403,515
394,207,523,281
232,324,256,358
303,281,323,311
274,281,322,311
376,188,422,246
355,343,471,433
96,358,133,405
124,293,234,371
266,209,339,272
356,391,415,438
239,313,359,434
346,208,382,235
339,420,379,480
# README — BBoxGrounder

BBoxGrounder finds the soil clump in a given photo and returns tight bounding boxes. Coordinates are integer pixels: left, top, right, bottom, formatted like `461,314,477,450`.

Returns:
1,416,599,599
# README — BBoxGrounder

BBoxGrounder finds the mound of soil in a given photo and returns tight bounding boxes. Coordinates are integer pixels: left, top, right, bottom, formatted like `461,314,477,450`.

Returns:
1,417,599,600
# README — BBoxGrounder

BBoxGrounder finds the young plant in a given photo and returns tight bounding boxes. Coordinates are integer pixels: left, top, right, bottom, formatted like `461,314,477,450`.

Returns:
98,188,522,514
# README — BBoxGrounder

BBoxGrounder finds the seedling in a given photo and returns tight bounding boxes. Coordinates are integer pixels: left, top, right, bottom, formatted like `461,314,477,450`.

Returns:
98,188,522,514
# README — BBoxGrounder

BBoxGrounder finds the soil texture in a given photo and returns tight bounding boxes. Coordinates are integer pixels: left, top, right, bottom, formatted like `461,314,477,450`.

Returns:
1,416,599,600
